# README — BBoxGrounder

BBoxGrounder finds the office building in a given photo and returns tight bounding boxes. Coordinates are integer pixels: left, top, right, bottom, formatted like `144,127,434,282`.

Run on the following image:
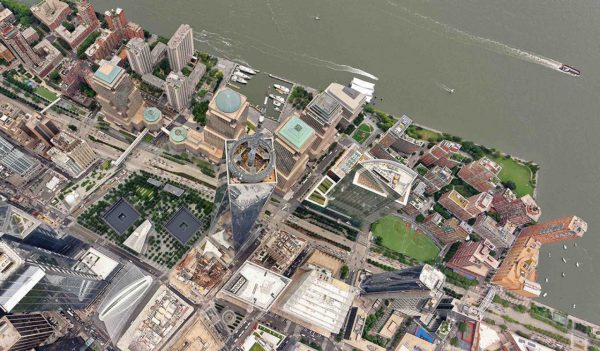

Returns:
446,240,499,280
88,60,143,130
0,240,110,313
126,37,152,75
0,25,42,67
167,126,222,163
273,114,316,194
0,313,56,351
492,235,542,297
24,117,58,148
204,88,249,155
360,265,445,317
472,214,517,250
438,190,492,222
30,0,70,30
280,264,357,335
519,215,587,244
505,332,555,351
0,200,41,239
423,165,454,194
394,332,435,351
47,131,97,177
458,157,502,193
420,140,462,169
325,158,417,222
491,189,541,226
167,24,194,72
222,262,289,311
324,83,366,128
0,135,40,178
225,120,277,251
422,213,470,244
300,91,343,159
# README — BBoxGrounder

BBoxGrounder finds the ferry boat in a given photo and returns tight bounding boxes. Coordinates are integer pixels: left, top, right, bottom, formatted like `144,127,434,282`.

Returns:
559,64,580,77
237,65,258,75
234,71,252,80
274,84,290,94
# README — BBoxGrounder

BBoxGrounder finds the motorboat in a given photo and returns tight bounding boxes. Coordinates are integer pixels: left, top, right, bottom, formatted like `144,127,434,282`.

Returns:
562,257,567,263
563,244,567,250
562,272,566,277
237,65,258,75
234,71,252,80
545,278,549,283
274,84,290,94
543,293,548,297
576,262,580,268
559,64,580,77
268,94,285,103
231,76,247,84
273,100,282,107
314,16,320,20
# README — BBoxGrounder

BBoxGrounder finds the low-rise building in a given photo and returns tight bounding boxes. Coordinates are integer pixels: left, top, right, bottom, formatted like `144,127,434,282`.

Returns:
422,213,471,244
420,140,461,169
0,8,16,26
438,190,492,222
423,165,453,194
458,157,502,193
48,131,96,178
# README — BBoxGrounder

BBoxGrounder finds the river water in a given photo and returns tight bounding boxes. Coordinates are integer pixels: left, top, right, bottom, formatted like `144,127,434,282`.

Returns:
80,0,600,323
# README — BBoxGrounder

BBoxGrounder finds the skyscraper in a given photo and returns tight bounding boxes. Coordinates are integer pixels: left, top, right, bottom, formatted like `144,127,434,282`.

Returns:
325,159,417,222
88,60,143,130
360,265,445,317
224,118,277,251
126,37,152,75
167,24,193,72
0,313,56,351
273,114,316,194
204,88,249,155
104,8,127,38
0,240,108,313
492,235,542,298
0,25,42,67
518,215,587,244
165,71,190,111
300,91,343,159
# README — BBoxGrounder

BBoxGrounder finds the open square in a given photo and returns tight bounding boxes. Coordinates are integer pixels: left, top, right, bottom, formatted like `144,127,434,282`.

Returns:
102,198,140,235
371,215,440,262
164,207,203,244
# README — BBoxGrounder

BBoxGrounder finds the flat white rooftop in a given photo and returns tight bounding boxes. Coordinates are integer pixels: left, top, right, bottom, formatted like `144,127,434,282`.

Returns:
224,261,290,310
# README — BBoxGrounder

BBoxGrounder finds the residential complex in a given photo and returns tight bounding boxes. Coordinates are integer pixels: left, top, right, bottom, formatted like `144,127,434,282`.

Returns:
167,24,194,72
126,37,153,75
420,140,461,169
438,189,493,221
446,240,499,280
458,157,502,192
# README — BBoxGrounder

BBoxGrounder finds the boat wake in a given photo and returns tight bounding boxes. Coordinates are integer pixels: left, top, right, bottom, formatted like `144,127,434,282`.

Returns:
194,30,378,81
382,0,564,73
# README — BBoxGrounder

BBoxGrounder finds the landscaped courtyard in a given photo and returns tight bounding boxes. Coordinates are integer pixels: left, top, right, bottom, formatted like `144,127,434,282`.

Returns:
78,171,215,268
371,215,440,262
492,156,535,197
352,123,373,143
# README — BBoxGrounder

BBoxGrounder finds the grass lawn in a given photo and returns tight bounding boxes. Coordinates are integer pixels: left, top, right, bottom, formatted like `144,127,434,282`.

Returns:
371,215,440,262
492,156,534,197
406,125,442,142
35,86,58,101
352,123,373,143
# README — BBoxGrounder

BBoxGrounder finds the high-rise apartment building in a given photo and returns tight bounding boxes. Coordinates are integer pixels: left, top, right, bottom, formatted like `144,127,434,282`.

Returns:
472,214,517,250
360,265,445,317
492,235,542,298
446,240,499,280
167,24,194,72
126,37,152,75
203,88,249,156
88,60,143,130
491,189,541,226
458,157,502,193
421,213,470,244
0,240,108,313
104,8,144,41
438,190,492,222
0,313,56,351
420,140,462,169
0,25,42,67
300,91,343,159
423,165,454,194
519,215,588,244
273,114,316,194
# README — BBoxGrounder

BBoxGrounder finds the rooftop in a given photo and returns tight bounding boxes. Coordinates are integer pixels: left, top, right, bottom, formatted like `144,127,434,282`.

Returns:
278,116,315,150
143,107,161,123
215,88,242,113
94,61,124,86
223,261,290,310
169,126,188,143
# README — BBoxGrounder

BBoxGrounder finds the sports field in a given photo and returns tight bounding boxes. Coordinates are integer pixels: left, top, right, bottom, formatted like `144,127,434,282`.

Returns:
371,215,440,262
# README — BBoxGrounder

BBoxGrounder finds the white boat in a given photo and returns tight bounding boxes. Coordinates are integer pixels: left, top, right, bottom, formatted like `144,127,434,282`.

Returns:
274,107,281,112
562,272,566,277
548,252,551,257
576,262,580,268
234,71,252,80
274,84,290,94
231,76,247,84
562,257,567,263
545,278,549,283
573,304,577,309
237,65,258,75
268,94,285,103
543,293,548,297
563,244,567,250
314,16,320,20
574,243,578,247
273,100,282,107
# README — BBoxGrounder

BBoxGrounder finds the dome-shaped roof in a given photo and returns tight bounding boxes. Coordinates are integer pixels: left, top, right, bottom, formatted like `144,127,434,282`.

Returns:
215,88,242,113
143,107,161,123
169,126,188,143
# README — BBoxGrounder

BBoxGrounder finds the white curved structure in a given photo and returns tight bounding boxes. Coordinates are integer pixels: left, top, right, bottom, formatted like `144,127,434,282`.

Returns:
353,159,418,205
123,219,152,254
99,275,152,321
